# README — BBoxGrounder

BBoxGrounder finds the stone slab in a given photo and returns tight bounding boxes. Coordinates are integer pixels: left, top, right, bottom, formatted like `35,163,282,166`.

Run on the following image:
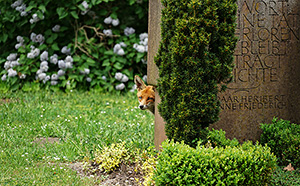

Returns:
212,0,300,141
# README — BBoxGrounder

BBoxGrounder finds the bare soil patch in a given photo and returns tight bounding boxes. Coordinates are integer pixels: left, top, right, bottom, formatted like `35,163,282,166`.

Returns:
69,162,144,186
32,137,61,147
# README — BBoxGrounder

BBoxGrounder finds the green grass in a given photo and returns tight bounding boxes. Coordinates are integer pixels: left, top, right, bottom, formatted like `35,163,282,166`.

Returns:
0,90,154,185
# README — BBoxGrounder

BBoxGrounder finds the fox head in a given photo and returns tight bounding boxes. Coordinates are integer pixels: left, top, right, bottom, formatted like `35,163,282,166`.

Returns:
134,75,155,114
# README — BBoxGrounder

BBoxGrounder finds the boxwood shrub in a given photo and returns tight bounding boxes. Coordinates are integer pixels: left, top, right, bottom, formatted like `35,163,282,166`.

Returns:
155,0,238,147
260,118,300,168
154,140,277,186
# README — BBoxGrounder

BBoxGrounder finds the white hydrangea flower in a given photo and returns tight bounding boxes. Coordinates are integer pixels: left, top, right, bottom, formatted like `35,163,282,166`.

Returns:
38,73,46,80
40,61,49,72
51,80,58,86
120,74,129,83
32,48,40,57
8,69,17,77
104,16,112,24
120,42,127,47
30,33,36,42
19,74,26,79
113,44,121,53
57,69,65,76
130,84,137,92
65,56,73,63
40,51,48,61
80,68,90,75
50,54,58,64
16,36,24,43
134,44,146,53
65,62,73,69
35,34,44,43
103,29,112,36
81,10,89,15
117,48,125,56
16,4,26,12
112,19,119,26
1,74,7,81
44,75,50,81
139,33,148,41
51,74,58,80
58,60,66,69
115,83,125,90
11,0,23,8
81,1,89,9
20,11,28,17
15,43,23,49
4,61,11,70
61,46,71,55
114,72,123,81
36,69,43,75
124,27,135,36
7,53,17,61
143,75,147,82
102,76,107,80
84,68,90,74
10,60,20,68
27,52,35,59
86,77,92,82
52,25,60,32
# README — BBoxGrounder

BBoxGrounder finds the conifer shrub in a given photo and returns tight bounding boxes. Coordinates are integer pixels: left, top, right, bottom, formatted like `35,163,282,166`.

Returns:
154,140,277,186
155,0,238,147
260,118,300,168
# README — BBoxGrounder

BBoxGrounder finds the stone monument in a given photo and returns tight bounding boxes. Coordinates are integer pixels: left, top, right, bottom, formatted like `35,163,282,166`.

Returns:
147,0,300,147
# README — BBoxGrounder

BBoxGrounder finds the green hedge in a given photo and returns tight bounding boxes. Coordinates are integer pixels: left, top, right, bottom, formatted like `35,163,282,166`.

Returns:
260,118,300,168
155,0,238,147
154,140,277,186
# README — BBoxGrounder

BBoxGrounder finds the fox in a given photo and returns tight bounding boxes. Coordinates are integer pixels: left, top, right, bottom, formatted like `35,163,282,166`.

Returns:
134,75,155,114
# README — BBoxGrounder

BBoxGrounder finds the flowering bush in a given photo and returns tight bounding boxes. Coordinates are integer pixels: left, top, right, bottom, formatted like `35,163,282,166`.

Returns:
0,0,148,92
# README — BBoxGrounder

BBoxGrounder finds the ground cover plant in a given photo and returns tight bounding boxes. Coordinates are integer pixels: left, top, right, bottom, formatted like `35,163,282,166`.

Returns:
0,90,154,185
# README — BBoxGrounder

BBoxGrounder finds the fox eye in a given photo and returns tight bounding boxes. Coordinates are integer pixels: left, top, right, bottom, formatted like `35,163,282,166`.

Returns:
147,97,154,101
138,96,142,99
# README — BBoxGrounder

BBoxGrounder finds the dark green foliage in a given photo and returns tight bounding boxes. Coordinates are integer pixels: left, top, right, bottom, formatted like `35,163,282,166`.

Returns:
260,118,300,168
155,0,238,147
154,140,277,186
271,166,300,186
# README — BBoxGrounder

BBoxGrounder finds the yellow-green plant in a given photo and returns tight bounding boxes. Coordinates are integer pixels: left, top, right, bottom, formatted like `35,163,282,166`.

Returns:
94,142,129,173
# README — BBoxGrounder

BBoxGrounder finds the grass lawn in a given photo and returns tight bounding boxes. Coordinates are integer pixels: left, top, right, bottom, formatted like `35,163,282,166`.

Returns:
0,90,154,185
1,90,299,185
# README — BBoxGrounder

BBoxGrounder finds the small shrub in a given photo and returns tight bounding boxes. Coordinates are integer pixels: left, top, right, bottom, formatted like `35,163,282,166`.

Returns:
154,140,277,186
93,142,129,173
260,118,300,168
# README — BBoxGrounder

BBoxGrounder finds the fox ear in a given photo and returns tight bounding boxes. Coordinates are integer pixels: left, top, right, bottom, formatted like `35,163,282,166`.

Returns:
134,75,146,91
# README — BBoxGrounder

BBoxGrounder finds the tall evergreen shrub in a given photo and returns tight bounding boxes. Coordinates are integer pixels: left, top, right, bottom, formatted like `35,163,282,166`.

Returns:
155,0,238,147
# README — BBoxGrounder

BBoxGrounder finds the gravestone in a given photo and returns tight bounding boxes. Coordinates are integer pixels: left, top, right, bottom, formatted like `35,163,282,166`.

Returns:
213,0,300,141
147,0,300,147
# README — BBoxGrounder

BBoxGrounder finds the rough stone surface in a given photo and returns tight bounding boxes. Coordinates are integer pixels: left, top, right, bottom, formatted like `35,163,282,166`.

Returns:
212,0,300,141
147,0,162,86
